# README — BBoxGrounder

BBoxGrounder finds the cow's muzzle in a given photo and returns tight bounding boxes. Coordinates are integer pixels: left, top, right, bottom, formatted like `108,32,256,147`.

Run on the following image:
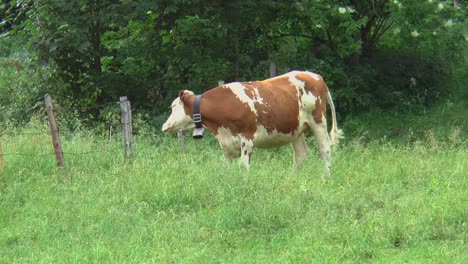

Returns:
161,122,170,132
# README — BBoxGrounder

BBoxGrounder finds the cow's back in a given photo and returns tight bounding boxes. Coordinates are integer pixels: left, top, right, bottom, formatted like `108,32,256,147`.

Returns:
200,71,328,148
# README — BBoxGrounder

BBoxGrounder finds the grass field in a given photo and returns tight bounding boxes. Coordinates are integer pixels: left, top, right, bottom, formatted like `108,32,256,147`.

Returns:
0,107,466,263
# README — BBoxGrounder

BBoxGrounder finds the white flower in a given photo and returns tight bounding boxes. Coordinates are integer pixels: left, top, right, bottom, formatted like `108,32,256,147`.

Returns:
393,27,401,34
411,30,420,38
338,7,346,14
438,3,444,10
465,36,468,42
427,0,433,3
433,31,437,36
444,19,453,27
393,0,402,8
346,7,356,13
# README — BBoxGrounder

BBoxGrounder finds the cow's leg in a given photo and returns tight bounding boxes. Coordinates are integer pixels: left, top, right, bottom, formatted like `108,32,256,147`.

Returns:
239,135,253,171
216,136,240,165
222,149,238,163
310,121,332,178
291,134,308,171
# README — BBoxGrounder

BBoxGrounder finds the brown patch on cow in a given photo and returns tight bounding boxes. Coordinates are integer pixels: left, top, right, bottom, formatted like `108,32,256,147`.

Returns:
184,72,329,137
196,87,257,137
297,88,304,105
295,72,327,97
241,132,254,140
245,78,300,134
295,72,329,124
176,89,256,138
244,88,254,99
179,90,196,117
198,79,300,136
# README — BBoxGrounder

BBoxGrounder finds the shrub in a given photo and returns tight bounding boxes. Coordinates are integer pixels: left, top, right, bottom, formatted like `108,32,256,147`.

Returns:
366,49,448,110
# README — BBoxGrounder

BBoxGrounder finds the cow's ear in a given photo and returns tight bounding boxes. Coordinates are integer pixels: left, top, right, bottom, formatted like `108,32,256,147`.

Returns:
178,90,185,99
179,90,190,105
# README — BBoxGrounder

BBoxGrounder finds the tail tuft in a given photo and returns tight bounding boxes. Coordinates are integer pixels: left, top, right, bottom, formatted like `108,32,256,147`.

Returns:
326,89,343,150
330,128,344,150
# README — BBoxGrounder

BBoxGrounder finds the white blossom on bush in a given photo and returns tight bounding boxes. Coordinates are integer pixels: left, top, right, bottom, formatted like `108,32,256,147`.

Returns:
444,19,453,28
346,7,356,13
393,0,402,8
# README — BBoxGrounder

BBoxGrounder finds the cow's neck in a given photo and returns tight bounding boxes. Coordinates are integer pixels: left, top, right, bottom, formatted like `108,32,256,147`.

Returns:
182,94,195,117
182,93,207,138
182,92,220,136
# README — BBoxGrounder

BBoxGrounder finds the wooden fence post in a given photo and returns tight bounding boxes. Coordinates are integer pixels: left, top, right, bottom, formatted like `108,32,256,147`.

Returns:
44,94,64,168
0,132,3,170
119,96,134,160
269,62,277,77
177,131,185,153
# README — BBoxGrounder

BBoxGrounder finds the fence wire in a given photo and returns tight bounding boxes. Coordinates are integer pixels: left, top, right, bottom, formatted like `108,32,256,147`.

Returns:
0,148,122,157
0,96,134,163
0,152,55,157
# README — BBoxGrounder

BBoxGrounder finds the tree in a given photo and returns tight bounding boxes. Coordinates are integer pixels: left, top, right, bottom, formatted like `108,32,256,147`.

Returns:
1,0,465,123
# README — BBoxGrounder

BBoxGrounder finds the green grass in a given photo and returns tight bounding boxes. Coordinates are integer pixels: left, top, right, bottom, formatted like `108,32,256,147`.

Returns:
0,112,466,263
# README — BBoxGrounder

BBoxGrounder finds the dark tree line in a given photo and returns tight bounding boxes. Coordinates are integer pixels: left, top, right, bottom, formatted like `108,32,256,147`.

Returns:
0,0,466,123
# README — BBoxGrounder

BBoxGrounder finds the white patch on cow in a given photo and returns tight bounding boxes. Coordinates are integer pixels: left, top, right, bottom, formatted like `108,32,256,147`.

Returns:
216,126,241,158
288,72,309,112
253,125,301,148
239,136,253,170
161,97,194,132
224,83,257,114
252,87,264,105
295,85,319,133
288,72,306,91
302,91,318,110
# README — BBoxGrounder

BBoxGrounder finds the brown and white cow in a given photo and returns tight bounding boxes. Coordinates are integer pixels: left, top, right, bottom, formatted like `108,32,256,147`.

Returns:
162,71,343,177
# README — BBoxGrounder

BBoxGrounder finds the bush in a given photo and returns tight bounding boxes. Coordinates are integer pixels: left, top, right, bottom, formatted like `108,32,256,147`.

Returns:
327,47,451,116
366,49,448,110
0,41,47,127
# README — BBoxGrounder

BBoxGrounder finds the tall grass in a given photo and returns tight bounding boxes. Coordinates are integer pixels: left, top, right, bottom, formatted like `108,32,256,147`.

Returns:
0,122,466,263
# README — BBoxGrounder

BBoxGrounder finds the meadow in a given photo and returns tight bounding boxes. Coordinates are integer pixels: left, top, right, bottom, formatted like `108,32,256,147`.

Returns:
0,106,466,263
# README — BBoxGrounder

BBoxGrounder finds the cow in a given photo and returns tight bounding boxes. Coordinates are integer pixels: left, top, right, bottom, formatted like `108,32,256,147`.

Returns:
162,71,343,177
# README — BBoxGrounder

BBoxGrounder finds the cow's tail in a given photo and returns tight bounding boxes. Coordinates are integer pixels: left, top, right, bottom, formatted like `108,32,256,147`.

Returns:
326,88,344,149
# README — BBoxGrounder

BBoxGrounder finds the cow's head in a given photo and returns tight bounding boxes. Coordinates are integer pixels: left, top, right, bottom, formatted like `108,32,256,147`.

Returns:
162,90,195,133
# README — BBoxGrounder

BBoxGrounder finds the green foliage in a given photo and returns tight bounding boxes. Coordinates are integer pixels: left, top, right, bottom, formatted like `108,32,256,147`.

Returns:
25,0,113,109
368,49,447,109
0,0,466,125
0,36,60,127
